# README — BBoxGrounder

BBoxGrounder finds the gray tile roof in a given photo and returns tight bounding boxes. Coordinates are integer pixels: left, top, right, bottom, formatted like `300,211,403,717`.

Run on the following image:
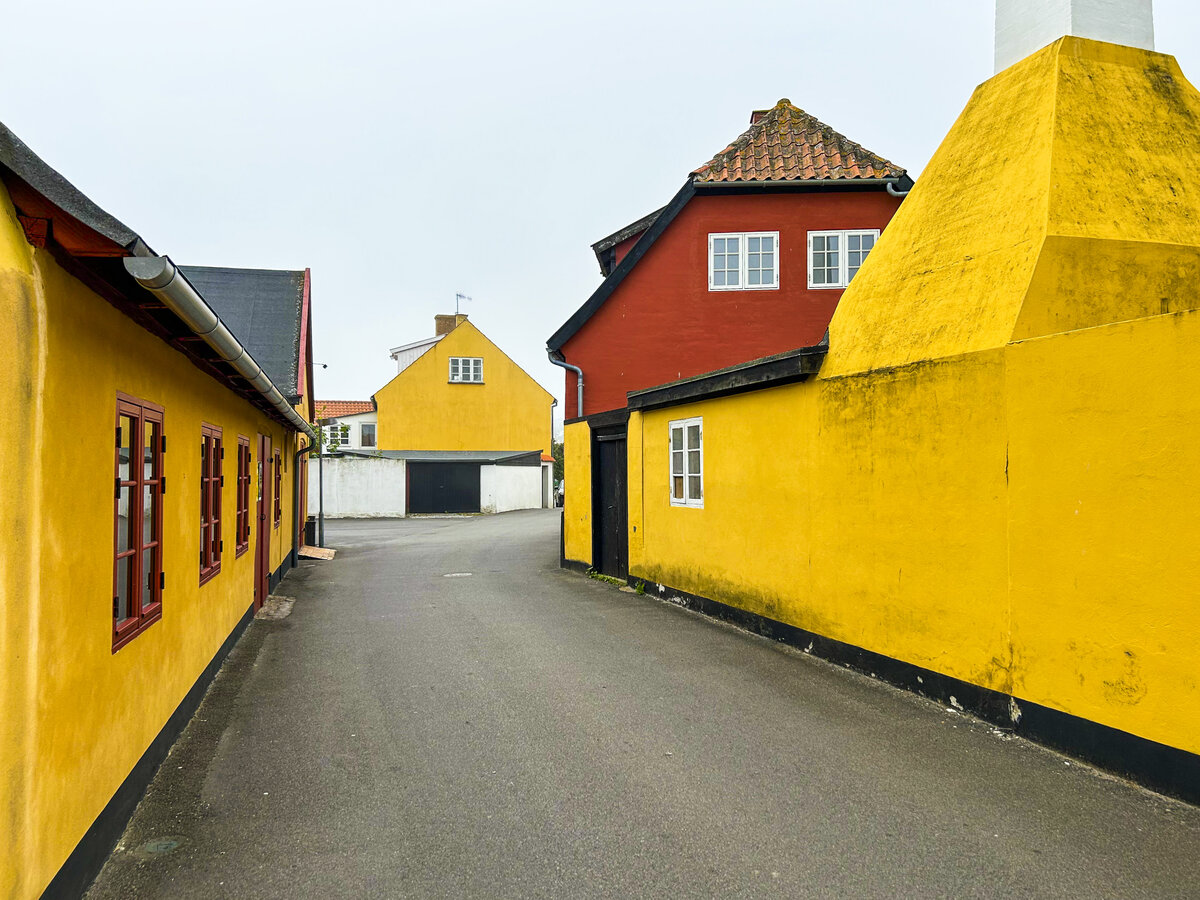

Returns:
181,266,306,398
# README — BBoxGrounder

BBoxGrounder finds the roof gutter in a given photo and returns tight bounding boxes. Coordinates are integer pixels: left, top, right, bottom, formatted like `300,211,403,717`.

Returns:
693,176,913,193
123,254,316,440
547,349,583,418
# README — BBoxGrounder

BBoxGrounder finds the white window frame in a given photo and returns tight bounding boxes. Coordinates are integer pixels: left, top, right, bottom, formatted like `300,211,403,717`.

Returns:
807,229,880,289
708,231,780,292
448,356,484,383
669,417,704,508
322,424,349,447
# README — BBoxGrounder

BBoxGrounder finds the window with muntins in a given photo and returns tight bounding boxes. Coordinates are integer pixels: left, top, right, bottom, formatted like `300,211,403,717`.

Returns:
449,357,483,383
709,232,778,290
808,229,879,288
274,450,283,527
200,424,223,584
361,423,376,448
113,393,165,651
322,424,349,447
236,436,251,556
669,417,703,507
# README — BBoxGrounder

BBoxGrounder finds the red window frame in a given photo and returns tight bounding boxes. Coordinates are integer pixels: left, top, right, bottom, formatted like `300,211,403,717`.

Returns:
236,436,251,556
200,424,223,584
113,393,165,652
273,449,283,528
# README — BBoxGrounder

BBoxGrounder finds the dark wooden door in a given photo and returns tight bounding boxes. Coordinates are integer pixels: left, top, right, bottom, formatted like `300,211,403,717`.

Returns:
255,434,272,608
408,462,481,513
593,434,628,579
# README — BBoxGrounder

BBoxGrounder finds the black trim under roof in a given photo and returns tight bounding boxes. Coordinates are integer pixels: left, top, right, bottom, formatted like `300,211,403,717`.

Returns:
627,337,828,412
547,176,910,353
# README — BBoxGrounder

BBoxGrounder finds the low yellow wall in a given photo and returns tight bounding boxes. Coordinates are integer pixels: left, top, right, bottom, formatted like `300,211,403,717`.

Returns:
631,312,1200,758
0,187,304,899
375,320,552,454
563,420,592,566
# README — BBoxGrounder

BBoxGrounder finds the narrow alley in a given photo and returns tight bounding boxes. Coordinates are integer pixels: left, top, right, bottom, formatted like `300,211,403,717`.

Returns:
88,512,1200,899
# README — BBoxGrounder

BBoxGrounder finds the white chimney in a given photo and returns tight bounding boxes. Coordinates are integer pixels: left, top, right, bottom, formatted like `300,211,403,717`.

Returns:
995,0,1155,73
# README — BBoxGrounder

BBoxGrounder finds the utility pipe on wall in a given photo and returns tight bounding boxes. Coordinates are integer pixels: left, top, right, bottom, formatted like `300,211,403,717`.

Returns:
547,350,584,419
124,255,316,440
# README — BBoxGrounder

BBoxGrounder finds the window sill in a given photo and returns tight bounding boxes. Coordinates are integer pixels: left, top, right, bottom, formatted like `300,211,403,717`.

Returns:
112,610,162,653
807,284,846,290
670,501,704,509
235,544,249,559
447,381,485,385
708,285,780,293
199,565,221,587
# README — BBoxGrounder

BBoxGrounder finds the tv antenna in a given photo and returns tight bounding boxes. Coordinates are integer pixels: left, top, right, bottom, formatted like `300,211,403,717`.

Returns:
455,292,472,314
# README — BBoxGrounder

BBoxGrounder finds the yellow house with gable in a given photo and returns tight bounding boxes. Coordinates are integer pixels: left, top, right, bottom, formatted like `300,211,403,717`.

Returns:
0,123,316,898
577,11,1200,803
359,314,554,514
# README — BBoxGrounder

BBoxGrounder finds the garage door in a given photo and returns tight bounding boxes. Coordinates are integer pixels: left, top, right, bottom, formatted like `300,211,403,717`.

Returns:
408,462,481,514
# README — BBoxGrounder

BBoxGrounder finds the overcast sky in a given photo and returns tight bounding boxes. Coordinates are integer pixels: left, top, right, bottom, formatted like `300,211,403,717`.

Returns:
4,1,1198,433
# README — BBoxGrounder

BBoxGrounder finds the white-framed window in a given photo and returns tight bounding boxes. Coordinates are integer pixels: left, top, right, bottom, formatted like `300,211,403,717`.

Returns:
449,356,483,383
669,417,703,507
322,424,349,447
808,229,880,288
708,232,779,291
360,423,376,448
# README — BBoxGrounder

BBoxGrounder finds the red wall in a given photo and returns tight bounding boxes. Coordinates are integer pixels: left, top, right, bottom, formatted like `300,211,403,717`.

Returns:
561,190,903,418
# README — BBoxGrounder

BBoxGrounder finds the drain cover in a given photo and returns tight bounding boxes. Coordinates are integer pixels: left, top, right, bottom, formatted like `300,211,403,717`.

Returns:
131,836,186,859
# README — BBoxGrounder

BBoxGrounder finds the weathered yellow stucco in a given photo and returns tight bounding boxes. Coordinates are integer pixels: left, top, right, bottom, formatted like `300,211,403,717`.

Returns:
0,186,306,899
563,420,592,565
374,320,553,454
626,38,1200,760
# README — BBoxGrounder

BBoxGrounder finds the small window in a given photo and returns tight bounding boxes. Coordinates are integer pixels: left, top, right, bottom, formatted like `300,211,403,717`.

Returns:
709,232,778,291
669,417,703,508
361,423,376,448
200,424,223,584
322,424,349,447
808,229,879,288
236,436,251,556
114,394,164,651
274,450,283,528
449,357,483,383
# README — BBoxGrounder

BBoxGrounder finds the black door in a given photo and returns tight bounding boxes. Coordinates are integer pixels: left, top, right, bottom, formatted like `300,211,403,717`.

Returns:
409,462,481,513
592,434,628,579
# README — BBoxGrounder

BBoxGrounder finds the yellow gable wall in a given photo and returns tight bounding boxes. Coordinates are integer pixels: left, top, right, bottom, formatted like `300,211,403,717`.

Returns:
0,186,305,900
374,320,552,453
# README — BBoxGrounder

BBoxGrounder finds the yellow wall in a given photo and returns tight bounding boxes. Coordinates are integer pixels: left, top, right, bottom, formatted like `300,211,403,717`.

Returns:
0,186,306,900
563,420,592,565
375,320,553,453
625,39,1200,760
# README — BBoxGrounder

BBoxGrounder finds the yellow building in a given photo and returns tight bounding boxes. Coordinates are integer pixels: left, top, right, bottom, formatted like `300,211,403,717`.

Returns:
575,35,1200,804
0,125,316,898
363,314,555,514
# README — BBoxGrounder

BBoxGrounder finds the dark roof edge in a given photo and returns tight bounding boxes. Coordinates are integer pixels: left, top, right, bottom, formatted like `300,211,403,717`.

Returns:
547,180,696,352
627,337,828,412
591,206,667,254
0,123,149,254
692,174,913,194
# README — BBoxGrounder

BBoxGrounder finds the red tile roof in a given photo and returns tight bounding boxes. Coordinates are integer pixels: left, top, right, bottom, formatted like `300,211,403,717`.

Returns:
541,453,555,463
315,400,374,419
692,99,906,184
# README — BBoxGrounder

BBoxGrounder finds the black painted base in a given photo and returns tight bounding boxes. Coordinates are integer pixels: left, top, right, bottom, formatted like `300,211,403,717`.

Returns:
621,575,1200,807
42,604,255,899
561,558,590,575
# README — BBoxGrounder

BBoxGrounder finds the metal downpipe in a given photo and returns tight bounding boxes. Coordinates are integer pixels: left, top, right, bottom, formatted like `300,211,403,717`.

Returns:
547,349,584,418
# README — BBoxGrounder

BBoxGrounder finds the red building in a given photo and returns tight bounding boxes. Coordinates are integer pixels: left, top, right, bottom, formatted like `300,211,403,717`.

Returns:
548,99,911,420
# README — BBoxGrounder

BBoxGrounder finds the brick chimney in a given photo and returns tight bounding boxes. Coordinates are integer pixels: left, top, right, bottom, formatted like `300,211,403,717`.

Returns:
435,314,464,335
996,0,1154,73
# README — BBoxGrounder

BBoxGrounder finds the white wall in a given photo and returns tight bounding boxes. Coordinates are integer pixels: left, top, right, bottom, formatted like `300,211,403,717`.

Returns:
995,0,1154,72
310,456,406,518
322,411,378,452
480,464,543,513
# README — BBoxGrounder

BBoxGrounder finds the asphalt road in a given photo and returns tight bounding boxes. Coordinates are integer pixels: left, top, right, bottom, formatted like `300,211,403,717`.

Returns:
87,511,1200,899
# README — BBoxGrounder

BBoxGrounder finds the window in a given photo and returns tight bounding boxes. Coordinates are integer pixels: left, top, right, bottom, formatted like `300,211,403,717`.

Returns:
113,394,164,651
709,232,778,291
274,450,283,527
449,357,483,383
322,424,349,447
808,229,879,288
361,423,376,448
236,436,251,556
669,417,703,507
200,424,223,584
